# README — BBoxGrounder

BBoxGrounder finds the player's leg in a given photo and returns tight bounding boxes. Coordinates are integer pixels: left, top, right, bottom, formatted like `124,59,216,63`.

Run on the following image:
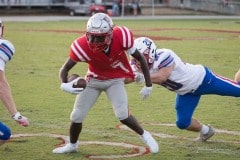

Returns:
196,67,240,96
0,122,11,146
53,84,101,154
175,94,215,142
106,78,159,153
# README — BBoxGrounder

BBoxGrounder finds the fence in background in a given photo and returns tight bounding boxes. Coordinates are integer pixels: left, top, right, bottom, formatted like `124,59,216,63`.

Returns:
168,0,240,15
0,0,239,15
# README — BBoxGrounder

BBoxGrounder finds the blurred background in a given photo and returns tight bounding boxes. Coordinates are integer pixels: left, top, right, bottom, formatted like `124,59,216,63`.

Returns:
0,0,240,16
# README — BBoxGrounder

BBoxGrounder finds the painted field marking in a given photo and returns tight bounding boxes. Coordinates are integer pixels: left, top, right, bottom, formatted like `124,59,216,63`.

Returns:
11,133,149,159
10,123,240,159
117,123,240,144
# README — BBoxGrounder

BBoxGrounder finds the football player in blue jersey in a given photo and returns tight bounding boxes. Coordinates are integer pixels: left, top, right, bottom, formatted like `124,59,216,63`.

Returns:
0,19,29,146
131,37,240,142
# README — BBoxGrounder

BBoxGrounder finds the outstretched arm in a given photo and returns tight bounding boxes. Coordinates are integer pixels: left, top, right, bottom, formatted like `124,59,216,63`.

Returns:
150,63,175,84
0,71,29,126
131,49,152,87
0,71,17,116
131,49,153,100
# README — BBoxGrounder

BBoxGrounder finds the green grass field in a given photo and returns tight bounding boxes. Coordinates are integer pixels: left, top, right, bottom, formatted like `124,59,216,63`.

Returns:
0,17,240,160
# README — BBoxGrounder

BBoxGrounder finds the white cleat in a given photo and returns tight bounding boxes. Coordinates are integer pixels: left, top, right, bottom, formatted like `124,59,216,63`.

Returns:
141,130,159,153
52,143,78,154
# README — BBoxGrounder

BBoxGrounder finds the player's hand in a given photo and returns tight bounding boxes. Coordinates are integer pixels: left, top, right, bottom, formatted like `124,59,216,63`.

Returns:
60,78,84,94
140,86,152,100
12,112,29,127
134,72,145,84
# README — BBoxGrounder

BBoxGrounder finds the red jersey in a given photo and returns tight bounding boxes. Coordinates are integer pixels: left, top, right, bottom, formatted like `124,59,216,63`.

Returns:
69,26,135,80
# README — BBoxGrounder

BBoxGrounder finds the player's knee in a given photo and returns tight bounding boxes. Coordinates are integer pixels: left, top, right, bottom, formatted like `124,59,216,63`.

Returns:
116,112,128,121
114,106,129,120
0,123,11,141
176,120,190,130
70,109,83,123
118,115,129,121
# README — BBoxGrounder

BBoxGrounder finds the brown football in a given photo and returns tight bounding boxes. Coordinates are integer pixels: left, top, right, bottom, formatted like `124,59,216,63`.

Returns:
67,74,87,89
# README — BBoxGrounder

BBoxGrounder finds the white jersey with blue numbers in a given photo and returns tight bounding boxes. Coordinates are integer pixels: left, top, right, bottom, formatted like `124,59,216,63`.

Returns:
151,48,206,95
0,39,15,71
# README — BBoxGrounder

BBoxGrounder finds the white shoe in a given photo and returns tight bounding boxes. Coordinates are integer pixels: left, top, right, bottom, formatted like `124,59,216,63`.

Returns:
52,143,78,154
141,130,159,153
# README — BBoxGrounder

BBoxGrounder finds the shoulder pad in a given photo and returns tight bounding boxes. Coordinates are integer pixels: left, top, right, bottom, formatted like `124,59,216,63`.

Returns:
0,39,15,63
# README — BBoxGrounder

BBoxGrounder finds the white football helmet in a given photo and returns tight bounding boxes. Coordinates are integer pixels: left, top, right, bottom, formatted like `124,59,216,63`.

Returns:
0,19,4,38
134,37,157,69
86,13,114,52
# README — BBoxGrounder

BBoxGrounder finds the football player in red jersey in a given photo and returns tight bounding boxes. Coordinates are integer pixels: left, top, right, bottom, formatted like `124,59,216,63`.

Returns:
0,19,29,146
53,13,159,154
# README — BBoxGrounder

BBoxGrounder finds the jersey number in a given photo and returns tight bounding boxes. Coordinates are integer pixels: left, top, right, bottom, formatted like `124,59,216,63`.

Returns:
161,79,183,91
112,61,130,73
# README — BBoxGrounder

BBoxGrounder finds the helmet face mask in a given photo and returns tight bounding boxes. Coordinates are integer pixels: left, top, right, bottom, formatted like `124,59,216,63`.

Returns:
86,32,112,52
86,13,113,52
134,37,157,69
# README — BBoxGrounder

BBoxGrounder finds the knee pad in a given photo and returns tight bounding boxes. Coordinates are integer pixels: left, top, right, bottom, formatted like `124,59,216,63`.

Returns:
176,120,190,130
0,122,11,140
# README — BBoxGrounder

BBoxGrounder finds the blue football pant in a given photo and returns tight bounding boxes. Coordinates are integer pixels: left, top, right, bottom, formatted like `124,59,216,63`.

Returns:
175,67,240,129
0,122,11,140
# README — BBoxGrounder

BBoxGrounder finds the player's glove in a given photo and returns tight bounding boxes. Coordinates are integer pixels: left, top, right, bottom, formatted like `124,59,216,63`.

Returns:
134,72,145,84
60,78,84,94
140,86,152,100
12,112,29,127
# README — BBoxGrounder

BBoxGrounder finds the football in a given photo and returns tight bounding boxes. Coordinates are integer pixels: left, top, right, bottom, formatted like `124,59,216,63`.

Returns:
67,74,87,89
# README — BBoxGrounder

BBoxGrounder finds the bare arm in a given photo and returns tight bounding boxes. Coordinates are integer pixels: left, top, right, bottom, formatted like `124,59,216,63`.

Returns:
131,49,152,87
59,58,77,83
151,63,175,84
0,70,17,116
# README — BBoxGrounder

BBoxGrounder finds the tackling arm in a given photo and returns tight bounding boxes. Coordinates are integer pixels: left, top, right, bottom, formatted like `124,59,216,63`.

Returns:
0,70,29,126
0,70,17,116
151,63,175,84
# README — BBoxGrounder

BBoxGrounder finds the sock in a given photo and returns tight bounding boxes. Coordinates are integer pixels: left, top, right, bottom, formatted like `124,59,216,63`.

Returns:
200,125,209,134
70,142,78,148
141,130,147,137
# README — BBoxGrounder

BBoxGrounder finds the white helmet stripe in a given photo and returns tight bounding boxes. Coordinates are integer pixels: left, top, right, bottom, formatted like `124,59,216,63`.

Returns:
71,40,91,62
119,26,132,48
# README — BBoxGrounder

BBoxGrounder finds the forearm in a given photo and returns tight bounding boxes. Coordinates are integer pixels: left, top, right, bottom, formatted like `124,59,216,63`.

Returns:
150,65,174,84
59,58,77,83
59,67,69,83
142,69,152,87
150,73,169,84
0,82,17,116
